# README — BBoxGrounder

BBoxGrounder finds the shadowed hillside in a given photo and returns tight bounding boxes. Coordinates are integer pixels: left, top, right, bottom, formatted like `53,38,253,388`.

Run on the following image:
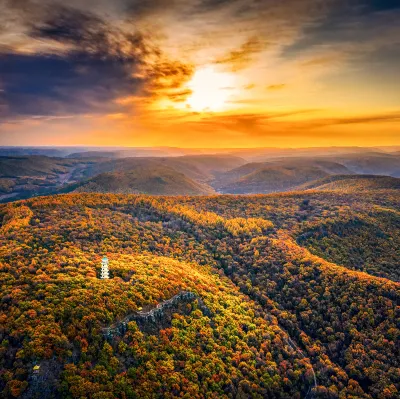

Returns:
0,155,245,200
324,153,400,177
298,174,400,191
2,152,400,200
214,164,329,193
0,156,97,202
78,155,246,182
212,159,352,194
72,166,214,195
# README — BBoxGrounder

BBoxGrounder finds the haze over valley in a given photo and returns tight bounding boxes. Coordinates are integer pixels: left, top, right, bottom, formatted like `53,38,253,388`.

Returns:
1,146,399,201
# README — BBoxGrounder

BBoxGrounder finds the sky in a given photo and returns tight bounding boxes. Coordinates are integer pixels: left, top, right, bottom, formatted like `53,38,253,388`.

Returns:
0,0,399,148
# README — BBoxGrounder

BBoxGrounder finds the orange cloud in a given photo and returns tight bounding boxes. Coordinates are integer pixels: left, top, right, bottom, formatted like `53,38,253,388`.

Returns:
267,84,287,91
214,37,265,71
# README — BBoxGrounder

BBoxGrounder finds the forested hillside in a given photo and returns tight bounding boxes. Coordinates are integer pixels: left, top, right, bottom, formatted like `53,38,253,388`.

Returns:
1,151,399,201
0,191,399,398
72,166,214,195
0,157,98,202
298,175,400,192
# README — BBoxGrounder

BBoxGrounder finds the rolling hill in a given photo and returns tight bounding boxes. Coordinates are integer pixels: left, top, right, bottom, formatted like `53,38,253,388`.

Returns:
0,156,75,178
211,152,400,194
1,151,400,201
324,152,400,177
65,154,245,196
299,174,400,192
212,159,352,194
218,165,329,193
78,155,246,182
72,166,214,195
0,155,245,201
0,156,98,202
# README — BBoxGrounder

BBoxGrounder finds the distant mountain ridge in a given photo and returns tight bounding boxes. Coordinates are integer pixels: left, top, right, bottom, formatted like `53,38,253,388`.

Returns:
212,159,353,194
298,174,400,192
215,165,329,194
1,145,399,161
72,166,214,195
1,149,399,201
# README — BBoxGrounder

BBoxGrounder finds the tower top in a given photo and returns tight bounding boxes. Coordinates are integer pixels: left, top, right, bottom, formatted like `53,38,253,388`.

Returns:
102,256,108,261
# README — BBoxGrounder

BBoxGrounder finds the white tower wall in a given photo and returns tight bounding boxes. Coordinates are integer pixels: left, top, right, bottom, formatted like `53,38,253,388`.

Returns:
100,257,109,279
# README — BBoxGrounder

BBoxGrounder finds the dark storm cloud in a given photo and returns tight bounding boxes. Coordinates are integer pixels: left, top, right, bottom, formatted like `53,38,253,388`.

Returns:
0,4,192,119
0,7,144,118
32,7,109,50
0,51,142,117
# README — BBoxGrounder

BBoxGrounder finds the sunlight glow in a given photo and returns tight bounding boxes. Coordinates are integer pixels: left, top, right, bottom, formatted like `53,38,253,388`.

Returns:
186,67,235,112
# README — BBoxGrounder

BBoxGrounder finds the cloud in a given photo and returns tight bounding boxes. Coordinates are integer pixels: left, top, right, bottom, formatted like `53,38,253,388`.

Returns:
305,111,400,129
164,109,400,141
282,0,400,60
196,0,237,13
126,0,185,19
214,37,264,71
0,4,193,120
267,84,287,91
163,89,193,103
144,60,194,98
190,110,319,132
1,0,400,147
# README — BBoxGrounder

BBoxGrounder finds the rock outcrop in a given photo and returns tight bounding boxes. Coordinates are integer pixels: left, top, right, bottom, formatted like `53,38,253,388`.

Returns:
103,291,210,338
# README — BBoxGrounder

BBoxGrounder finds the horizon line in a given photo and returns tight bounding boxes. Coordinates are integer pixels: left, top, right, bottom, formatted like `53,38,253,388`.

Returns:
1,145,399,150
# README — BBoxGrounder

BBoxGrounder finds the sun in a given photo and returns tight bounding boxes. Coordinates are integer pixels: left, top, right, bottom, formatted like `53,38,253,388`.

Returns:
186,66,235,112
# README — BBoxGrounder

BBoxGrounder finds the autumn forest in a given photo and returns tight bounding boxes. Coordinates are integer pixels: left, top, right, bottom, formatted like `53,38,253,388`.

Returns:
0,188,399,398
1,0,400,397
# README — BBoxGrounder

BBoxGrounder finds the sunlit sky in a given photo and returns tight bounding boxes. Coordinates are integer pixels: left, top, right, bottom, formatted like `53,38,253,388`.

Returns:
0,0,399,147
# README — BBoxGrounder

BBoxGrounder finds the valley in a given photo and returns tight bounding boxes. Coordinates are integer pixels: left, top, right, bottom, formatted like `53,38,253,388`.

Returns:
0,147,399,201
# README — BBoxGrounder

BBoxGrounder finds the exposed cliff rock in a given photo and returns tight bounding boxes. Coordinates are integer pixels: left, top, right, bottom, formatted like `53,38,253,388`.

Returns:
103,291,211,338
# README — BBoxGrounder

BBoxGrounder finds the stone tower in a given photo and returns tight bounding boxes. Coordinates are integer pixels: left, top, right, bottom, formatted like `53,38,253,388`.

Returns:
100,256,110,279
